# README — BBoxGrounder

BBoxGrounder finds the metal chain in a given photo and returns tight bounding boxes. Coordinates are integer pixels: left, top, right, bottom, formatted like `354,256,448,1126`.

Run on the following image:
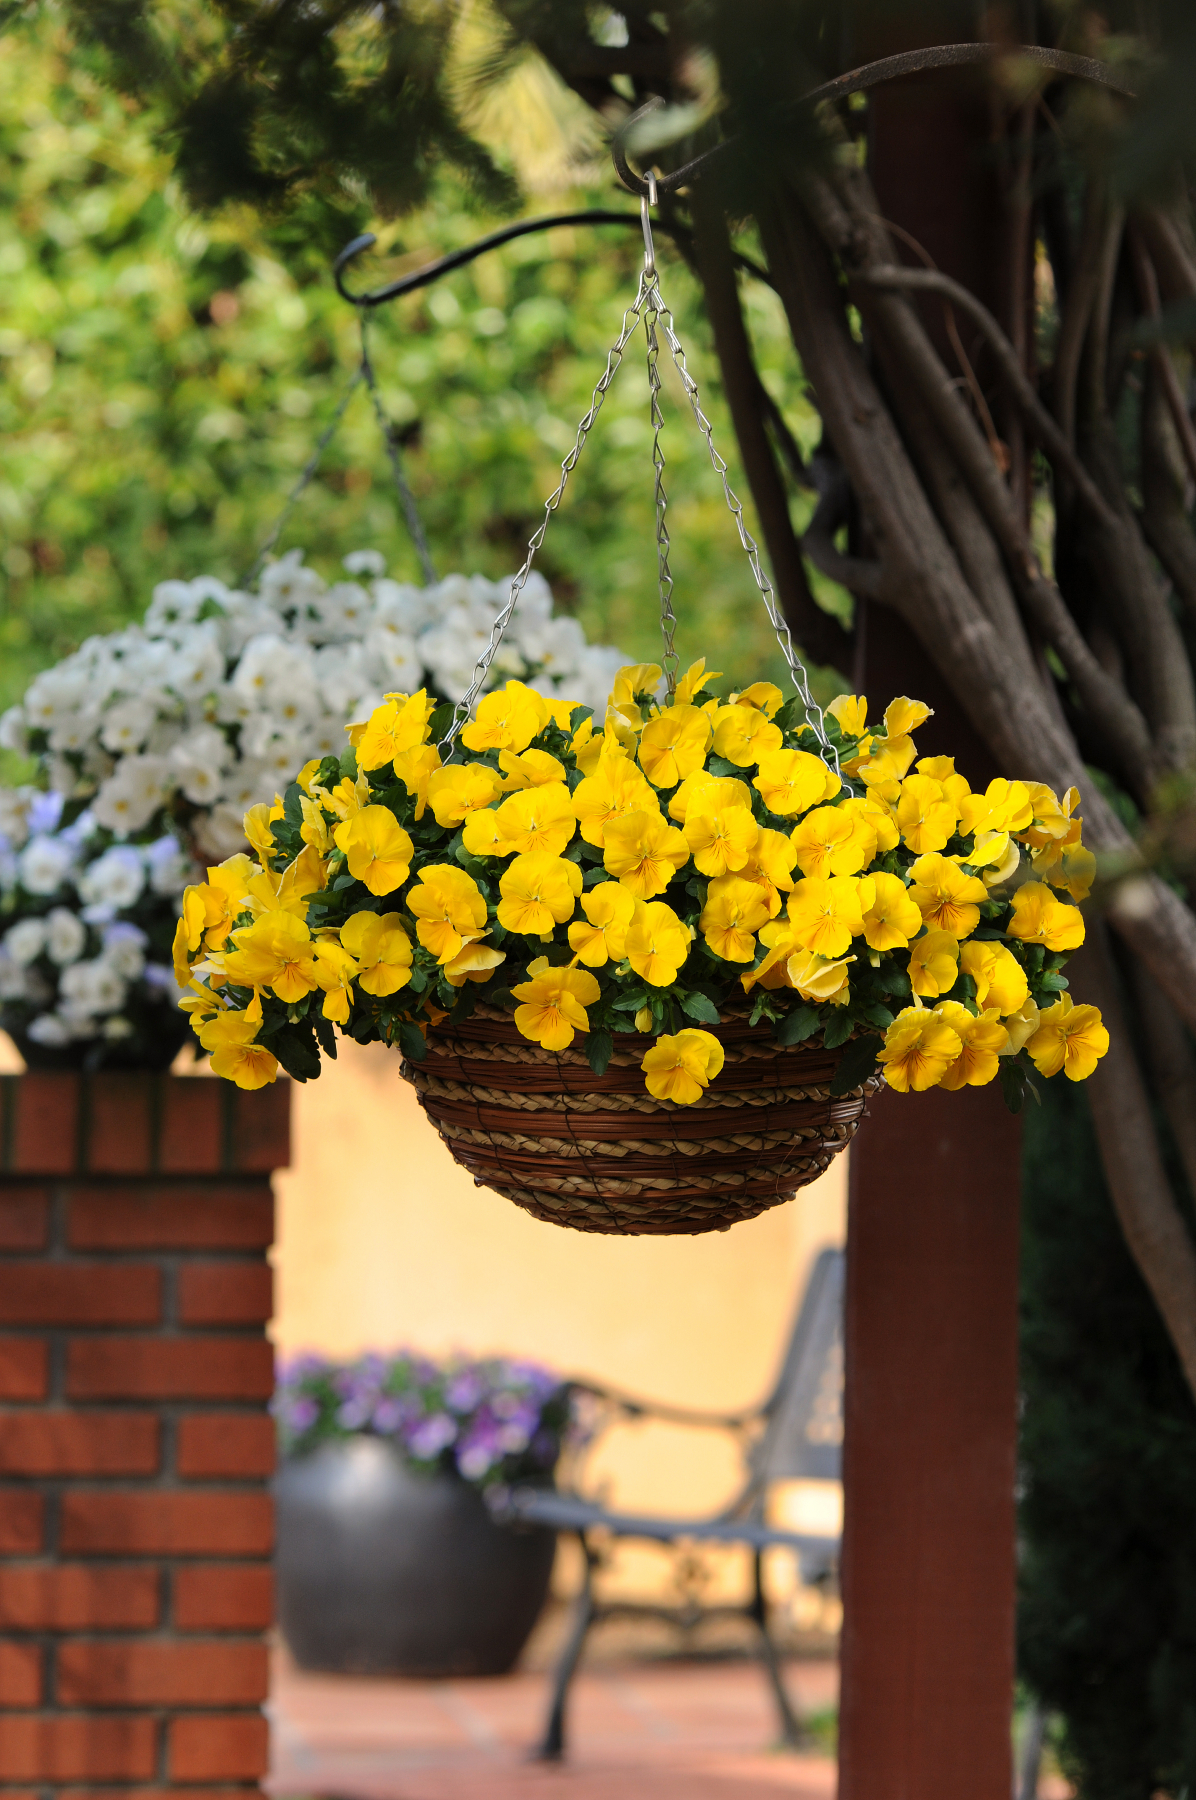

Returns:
360,314,437,586
439,190,837,770
439,265,657,753
241,366,364,587
641,181,680,695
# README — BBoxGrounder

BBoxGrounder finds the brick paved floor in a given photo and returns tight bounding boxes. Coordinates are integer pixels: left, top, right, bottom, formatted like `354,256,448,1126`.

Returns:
267,1648,839,1800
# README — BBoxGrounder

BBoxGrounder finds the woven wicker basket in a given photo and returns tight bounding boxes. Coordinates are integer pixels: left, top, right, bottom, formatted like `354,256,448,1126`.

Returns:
402,1005,876,1236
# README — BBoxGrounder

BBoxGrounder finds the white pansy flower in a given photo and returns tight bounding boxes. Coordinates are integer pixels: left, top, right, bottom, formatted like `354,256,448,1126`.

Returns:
46,908,87,966
19,835,75,895
101,922,148,979
92,756,172,835
103,1015,134,1040
0,706,28,753
26,1013,74,1046
343,549,386,577
145,835,191,896
101,696,158,754
77,845,146,915
0,787,35,849
5,918,48,965
59,957,126,1018
0,951,28,1000
193,803,254,862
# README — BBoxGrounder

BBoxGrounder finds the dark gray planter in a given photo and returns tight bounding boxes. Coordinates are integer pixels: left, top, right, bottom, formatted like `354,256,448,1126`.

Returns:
275,1437,556,1677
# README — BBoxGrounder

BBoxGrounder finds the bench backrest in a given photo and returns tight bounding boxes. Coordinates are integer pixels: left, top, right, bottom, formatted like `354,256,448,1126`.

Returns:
750,1247,844,1486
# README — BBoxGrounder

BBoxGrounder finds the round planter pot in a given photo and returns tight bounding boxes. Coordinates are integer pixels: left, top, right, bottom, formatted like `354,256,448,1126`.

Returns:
275,1437,556,1677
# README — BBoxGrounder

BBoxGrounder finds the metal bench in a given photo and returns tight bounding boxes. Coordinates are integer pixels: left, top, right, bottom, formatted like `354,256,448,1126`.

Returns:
494,1247,845,1759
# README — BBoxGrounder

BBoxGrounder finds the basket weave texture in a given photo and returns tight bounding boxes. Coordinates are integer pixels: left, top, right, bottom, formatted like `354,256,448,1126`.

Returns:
402,1005,876,1236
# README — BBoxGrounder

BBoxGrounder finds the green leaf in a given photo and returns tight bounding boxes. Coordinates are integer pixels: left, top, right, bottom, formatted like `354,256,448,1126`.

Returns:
999,1059,1026,1115
282,781,304,828
271,1026,322,1083
397,1020,428,1063
585,1029,614,1075
339,746,359,779
681,991,721,1024
311,1010,338,1059
829,1032,882,1095
612,992,650,1012
859,1001,895,1029
428,701,457,742
707,756,739,778
774,1005,819,1045
822,1012,855,1050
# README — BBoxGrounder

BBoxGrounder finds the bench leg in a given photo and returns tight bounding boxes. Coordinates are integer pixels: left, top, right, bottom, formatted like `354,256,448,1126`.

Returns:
535,1534,598,1761
750,1549,804,1749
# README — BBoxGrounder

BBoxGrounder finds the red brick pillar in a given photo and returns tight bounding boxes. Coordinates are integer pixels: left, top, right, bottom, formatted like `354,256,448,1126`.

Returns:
0,1072,288,1797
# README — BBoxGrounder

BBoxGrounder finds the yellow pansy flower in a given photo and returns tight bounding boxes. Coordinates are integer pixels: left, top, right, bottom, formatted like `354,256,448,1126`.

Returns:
683,795,760,878
340,911,413,996
790,805,877,879
908,929,960,998
296,758,323,797
959,941,1029,1016
511,958,600,1051
786,876,868,960
393,743,443,821
333,806,414,897
244,846,326,922
223,913,320,1003
570,715,602,774
861,871,924,952
496,853,583,937
625,901,692,987
1005,882,1085,952
854,743,913,804
753,748,840,816
408,865,488,963
638,705,713,788
915,756,972,814
738,827,798,916
1018,783,1081,849
200,1002,279,1090
731,682,784,718
610,662,663,722
426,762,504,829
443,942,506,987
357,690,436,772
542,698,581,732
567,884,637,966
699,875,772,963
896,774,958,853
674,659,722,705
318,773,371,822
574,747,658,847
1031,839,1096,902
966,831,1020,887
908,853,988,939
958,777,1034,838
243,800,284,859
933,1002,1009,1089
498,748,567,789
311,940,358,1024
785,947,854,1005
999,997,1041,1054
603,810,690,898
839,792,900,853
883,696,932,739
668,770,750,823
1026,994,1109,1081
490,783,576,858
878,1005,962,1093
641,1028,725,1105
460,680,548,753
827,694,868,738
174,916,197,988
711,704,783,768
299,795,333,853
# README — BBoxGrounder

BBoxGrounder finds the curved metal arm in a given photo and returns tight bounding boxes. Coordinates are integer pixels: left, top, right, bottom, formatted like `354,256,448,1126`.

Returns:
611,43,1138,199
333,213,775,309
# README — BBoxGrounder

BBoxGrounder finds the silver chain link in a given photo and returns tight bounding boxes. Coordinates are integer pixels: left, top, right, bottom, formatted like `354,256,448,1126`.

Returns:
439,190,838,771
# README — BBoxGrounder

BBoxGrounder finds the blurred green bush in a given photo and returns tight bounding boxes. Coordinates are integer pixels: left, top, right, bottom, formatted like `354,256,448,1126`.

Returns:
0,16,843,737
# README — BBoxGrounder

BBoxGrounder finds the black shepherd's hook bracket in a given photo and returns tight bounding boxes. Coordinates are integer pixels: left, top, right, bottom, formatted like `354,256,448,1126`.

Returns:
333,41,1135,310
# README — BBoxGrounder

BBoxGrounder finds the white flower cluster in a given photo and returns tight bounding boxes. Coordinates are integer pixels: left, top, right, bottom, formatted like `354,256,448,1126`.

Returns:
0,790,187,1050
0,550,625,864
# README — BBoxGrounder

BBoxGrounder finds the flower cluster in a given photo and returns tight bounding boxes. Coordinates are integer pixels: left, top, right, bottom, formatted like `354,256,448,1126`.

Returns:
174,662,1109,1109
0,550,624,867
0,788,190,1066
0,551,620,1065
272,1350,571,1489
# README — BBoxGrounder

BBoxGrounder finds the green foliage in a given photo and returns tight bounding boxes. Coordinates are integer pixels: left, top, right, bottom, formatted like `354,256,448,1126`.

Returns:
1019,1078,1196,1799
0,16,842,740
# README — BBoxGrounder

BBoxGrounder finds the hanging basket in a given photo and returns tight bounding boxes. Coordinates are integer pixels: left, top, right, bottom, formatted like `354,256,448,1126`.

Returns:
406,1005,874,1235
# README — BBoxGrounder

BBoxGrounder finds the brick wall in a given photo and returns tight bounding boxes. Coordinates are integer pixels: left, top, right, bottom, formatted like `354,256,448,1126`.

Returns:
0,1072,288,1798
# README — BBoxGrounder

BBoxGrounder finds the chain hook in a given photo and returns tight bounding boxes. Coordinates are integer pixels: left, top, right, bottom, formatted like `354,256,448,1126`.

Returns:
640,171,658,276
